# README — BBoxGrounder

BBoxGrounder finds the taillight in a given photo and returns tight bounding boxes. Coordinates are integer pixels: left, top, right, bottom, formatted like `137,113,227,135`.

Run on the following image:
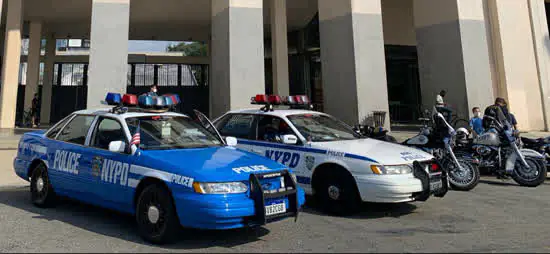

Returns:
431,163,440,172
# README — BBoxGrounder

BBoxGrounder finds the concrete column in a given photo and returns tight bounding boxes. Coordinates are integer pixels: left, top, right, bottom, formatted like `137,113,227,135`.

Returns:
270,0,289,96
210,0,265,118
87,0,130,109
40,34,55,125
318,0,389,127
23,21,42,111
413,0,495,120
0,0,22,128
487,0,545,131
527,0,550,131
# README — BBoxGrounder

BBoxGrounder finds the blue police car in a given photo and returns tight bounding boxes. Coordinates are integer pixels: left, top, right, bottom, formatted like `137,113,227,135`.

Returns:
13,93,305,244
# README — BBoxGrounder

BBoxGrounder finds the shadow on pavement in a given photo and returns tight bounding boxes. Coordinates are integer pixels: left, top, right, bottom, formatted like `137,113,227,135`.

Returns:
0,186,269,249
302,196,418,219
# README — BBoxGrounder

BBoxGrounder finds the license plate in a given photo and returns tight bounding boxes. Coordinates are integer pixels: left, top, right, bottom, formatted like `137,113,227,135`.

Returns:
429,173,443,192
265,202,286,216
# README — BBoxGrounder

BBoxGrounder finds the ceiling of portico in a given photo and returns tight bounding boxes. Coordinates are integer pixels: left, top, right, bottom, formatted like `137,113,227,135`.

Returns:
17,0,318,40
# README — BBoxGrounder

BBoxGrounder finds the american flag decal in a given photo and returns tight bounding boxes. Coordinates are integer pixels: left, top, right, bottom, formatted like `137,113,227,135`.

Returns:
131,123,140,146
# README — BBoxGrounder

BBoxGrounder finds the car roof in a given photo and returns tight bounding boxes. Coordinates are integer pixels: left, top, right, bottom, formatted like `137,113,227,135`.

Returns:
226,108,328,118
73,108,189,120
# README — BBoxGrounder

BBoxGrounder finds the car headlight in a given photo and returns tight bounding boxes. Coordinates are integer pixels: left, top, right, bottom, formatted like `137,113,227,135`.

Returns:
370,165,412,175
192,181,248,194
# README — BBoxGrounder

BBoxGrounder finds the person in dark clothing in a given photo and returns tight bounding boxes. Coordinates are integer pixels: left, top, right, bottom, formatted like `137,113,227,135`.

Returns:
31,93,40,128
483,97,510,130
483,97,514,179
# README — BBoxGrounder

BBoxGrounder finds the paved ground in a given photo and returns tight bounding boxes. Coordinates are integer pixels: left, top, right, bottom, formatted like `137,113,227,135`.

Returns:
1,130,550,252
1,177,550,252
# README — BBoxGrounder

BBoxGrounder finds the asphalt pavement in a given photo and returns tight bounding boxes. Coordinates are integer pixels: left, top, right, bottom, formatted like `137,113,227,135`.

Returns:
1,177,550,253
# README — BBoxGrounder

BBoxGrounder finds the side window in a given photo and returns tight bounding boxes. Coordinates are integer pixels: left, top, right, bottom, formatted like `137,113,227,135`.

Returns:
257,115,296,143
46,114,73,139
91,117,127,150
218,114,255,139
56,115,96,145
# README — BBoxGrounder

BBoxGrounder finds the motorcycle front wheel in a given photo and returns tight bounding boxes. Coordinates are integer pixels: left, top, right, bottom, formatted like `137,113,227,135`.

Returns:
443,157,480,191
512,156,546,187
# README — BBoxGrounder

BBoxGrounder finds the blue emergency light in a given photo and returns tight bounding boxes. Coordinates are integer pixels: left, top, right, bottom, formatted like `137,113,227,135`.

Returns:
105,93,122,105
138,94,154,108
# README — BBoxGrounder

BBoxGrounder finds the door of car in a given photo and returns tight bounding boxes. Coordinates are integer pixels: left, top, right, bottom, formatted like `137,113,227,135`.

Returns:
49,114,96,198
214,113,258,151
86,116,135,209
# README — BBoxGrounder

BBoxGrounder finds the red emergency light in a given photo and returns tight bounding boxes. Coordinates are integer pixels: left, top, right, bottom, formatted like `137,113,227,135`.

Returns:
251,94,313,111
122,94,138,106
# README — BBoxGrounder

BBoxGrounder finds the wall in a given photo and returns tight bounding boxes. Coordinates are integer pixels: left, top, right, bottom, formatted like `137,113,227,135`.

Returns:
382,0,416,46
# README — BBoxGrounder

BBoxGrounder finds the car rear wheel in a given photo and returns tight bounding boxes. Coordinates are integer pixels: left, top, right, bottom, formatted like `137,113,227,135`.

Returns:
136,184,180,244
30,163,56,207
314,169,360,215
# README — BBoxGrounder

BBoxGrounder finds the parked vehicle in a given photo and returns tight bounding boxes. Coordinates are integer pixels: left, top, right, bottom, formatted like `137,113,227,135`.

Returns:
454,115,546,187
211,94,448,215
400,107,480,191
14,92,305,244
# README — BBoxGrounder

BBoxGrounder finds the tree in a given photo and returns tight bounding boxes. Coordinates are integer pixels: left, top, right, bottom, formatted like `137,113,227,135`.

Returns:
167,42,208,57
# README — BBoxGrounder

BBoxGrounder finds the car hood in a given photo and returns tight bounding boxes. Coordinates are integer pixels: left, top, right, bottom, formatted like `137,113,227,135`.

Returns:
137,146,287,182
310,138,433,165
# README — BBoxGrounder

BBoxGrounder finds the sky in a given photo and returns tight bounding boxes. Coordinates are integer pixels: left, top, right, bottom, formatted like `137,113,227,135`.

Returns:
128,40,175,52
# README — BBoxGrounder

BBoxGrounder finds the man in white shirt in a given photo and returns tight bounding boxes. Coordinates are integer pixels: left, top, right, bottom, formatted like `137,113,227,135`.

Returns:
435,90,452,122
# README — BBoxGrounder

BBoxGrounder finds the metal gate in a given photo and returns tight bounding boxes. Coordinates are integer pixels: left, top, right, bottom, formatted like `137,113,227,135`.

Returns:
50,63,88,123
49,63,209,124
127,63,209,116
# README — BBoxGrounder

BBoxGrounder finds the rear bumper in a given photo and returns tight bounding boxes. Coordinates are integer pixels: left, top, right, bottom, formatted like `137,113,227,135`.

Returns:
173,187,305,230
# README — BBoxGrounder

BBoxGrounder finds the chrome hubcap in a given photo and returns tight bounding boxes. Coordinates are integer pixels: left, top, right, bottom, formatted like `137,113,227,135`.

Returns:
36,177,44,192
147,206,160,224
328,185,340,200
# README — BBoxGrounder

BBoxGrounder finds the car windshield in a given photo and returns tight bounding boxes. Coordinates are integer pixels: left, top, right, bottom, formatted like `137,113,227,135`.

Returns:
287,114,361,142
126,115,223,150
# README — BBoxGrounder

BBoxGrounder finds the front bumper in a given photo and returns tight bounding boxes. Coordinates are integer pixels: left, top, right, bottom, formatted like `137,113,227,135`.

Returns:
354,161,448,203
173,171,306,230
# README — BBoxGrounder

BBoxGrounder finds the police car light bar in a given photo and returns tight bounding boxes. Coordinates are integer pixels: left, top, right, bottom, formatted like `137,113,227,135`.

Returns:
251,94,313,111
104,92,181,114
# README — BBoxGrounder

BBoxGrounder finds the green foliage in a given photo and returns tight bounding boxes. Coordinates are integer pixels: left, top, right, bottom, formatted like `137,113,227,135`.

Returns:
167,42,208,57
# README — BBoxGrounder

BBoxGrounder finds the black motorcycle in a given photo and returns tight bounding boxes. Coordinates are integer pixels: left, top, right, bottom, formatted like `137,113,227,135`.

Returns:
400,107,480,191
357,108,480,191
520,136,550,171
454,115,547,187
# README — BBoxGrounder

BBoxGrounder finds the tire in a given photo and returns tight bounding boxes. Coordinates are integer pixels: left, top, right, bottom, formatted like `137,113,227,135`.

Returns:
444,158,480,191
512,156,547,187
135,184,180,244
30,163,56,207
314,168,361,216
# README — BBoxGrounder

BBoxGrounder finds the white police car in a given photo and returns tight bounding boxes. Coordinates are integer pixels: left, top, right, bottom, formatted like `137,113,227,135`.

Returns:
213,95,448,214
13,93,305,244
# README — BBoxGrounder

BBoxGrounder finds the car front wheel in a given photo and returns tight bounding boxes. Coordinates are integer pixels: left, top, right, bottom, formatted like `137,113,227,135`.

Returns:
136,184,180,244
314,169,361,215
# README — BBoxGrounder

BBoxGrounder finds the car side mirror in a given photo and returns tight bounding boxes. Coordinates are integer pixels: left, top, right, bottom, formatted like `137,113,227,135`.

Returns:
225,136,238,147
282,134,298,145
108,141,127,153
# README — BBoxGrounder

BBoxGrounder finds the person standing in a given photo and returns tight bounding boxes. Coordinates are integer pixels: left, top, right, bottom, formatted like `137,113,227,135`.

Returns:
31,93,40,128
147,84,158,96
469,107,484,137
435,90,452,122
